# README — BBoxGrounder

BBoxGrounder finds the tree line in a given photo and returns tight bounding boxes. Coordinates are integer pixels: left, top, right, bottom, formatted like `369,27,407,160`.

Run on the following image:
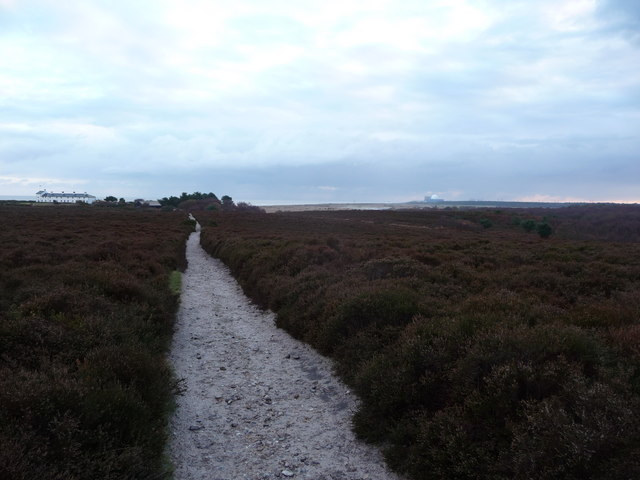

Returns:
159,192,264,212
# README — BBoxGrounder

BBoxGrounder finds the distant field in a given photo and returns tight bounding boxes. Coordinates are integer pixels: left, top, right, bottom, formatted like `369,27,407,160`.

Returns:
198,204,640,479
259,200,606,213
0,204,193,479
261,202,397,212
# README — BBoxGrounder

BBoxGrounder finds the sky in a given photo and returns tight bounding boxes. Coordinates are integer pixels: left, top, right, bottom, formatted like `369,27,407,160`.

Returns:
1,0,639,204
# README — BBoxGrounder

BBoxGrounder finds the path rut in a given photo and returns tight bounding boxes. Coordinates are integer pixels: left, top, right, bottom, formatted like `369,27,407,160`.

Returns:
168,225,401,480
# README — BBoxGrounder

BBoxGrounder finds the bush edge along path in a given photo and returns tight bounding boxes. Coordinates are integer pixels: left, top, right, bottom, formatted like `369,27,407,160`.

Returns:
198,207,640,480
0,205,193,480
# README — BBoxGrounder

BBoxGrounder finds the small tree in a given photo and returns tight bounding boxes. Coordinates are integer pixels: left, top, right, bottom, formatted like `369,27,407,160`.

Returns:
522,219,537,233
537,222,553,238
237,202,265,213
221,195,235,210
159,196,181,207
104,196,117,202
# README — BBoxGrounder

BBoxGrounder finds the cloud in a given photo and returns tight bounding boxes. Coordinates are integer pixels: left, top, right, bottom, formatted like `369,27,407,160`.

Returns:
0,0,638,202
0,175,89,197
597,0,640,36
0,175,86,185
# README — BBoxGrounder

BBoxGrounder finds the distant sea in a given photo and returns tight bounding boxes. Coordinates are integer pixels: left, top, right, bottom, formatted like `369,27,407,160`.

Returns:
0,195,36,201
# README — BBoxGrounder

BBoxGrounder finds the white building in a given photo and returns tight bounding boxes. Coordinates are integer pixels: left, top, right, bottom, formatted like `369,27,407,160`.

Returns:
35,190,97,203
425,194,445,203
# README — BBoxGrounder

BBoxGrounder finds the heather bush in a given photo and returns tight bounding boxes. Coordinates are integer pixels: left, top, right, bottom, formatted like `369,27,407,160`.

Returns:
537,221,553,238
0,205,192,479
522,219,537,232
198,206,640,479
334,288,419,338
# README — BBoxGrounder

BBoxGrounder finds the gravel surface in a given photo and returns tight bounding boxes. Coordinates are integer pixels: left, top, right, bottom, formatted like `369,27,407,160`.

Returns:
168,224,402,480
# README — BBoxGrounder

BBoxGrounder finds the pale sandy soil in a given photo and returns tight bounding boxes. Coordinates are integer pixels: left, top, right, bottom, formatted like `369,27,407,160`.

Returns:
167,223,402,480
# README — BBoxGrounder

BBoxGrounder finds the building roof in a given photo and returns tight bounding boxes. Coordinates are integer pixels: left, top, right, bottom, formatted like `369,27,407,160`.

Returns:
36,191,96,199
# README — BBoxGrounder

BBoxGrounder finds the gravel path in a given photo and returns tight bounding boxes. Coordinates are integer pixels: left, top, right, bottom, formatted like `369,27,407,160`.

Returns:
168,224,402,480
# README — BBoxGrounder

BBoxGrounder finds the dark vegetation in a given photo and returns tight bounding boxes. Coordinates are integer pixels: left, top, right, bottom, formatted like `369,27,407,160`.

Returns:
159,191,264,214
0,204,193,480
159,191,221,209
198,204,640,479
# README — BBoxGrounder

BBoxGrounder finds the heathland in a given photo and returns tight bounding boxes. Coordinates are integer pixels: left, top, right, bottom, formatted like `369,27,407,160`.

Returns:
2,201,640,479
198,204,640,479
0,204,193,479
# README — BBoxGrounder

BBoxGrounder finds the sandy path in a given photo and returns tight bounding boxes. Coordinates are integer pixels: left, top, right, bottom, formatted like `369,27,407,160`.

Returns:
168,225,401,480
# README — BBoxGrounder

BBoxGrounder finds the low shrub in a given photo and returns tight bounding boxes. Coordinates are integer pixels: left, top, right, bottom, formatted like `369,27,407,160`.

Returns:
197,206,640,479
0,205,192,479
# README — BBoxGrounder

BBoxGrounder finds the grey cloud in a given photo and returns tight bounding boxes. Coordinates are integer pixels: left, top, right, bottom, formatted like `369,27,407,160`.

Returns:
598,0,640,31
1,0,639,203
